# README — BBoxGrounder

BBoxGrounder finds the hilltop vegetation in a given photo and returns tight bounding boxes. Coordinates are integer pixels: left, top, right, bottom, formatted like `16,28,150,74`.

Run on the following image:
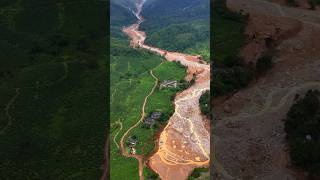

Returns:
213,0,256,97
284,90,320,177
140,0,210,61
0,0,107,179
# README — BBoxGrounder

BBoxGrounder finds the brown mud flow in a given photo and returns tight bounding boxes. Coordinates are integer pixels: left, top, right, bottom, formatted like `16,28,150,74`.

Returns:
121,0,210,180
213,0,320,179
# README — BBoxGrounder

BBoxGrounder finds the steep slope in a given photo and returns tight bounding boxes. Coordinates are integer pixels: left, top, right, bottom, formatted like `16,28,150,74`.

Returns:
140,0,210,61
0,1,107,179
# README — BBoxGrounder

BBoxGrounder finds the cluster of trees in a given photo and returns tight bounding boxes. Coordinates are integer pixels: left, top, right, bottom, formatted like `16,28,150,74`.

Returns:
308,0,320,9
213,54,274,97
199,91,210,117
188,168,208,179
212,56,254,97
213,0,275,97
140,0,209,58
284,90,320,177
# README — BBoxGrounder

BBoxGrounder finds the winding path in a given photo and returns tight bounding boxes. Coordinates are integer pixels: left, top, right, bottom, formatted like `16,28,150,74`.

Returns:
122,1,210,179
119,61,163,180
112,120,123,149
0,62,69,136
0,88,20,135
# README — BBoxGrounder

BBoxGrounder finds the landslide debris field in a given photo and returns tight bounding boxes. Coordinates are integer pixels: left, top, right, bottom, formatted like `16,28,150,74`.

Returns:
213,0,320,179
0,1,107,179
110,0,210,180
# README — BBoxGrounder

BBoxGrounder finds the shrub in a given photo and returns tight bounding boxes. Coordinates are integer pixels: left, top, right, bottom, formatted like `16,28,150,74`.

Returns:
199,91,210,117
256,54,273,74
284,90,320,176
287,0,297,6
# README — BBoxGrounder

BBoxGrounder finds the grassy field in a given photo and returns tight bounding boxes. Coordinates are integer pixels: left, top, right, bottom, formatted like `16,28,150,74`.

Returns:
0,1,107,179
110,37,187,179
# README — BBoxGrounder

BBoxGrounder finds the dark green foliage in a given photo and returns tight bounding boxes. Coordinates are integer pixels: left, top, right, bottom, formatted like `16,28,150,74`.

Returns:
256,54,273,74
284,90,320,176
140,0,210,61
143,167,160,180
212,56,254,97
199,91,210,117
308,0,320,9
188,167,209,179
0,1,107,179
287,0,297,6
213,0,247,60
212,0,255,97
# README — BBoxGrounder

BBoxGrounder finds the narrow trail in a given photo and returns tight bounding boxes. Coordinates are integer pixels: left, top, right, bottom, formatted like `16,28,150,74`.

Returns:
0,62,69,136
0,88,20,135
112,120,123,149
221,82,320,124
120,1,210,179
119,61,163,180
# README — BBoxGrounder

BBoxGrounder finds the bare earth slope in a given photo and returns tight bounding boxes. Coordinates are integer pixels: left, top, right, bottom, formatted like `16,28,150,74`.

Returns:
213,0,320,179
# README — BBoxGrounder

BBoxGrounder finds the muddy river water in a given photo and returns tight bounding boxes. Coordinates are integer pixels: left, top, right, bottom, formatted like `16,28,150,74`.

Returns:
122,1,210,179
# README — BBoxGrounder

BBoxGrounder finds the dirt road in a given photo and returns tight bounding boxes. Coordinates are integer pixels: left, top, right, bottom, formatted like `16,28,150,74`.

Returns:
122,1,210,179
213,0,320,179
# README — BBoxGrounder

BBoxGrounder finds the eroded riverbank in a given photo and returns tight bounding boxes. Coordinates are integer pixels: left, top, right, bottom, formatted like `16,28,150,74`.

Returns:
122,1,210,179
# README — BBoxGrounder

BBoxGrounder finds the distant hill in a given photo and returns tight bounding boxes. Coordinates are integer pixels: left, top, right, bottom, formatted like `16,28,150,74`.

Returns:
140,0,210,60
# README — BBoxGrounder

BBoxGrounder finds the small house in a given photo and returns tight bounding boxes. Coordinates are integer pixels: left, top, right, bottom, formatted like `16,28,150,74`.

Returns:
160,80,178,89
127,137,138,148
143,117,155,128
150,112,162,120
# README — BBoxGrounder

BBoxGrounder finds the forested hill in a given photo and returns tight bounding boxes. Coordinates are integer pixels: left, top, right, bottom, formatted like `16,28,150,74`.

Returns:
142,0,209,23
110,1,136,38
140,0,210,60
0,0,107,179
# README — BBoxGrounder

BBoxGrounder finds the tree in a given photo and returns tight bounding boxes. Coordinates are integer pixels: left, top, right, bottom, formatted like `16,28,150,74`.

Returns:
287,0,297,6
256,54,273,74
308,0,316,10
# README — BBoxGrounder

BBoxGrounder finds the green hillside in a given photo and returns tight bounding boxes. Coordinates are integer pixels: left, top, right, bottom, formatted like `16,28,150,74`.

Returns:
140,0,210,61
0,1,107,179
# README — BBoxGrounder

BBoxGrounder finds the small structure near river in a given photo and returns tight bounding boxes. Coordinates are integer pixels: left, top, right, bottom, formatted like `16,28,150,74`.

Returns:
143,112,162,128
160,80,178,89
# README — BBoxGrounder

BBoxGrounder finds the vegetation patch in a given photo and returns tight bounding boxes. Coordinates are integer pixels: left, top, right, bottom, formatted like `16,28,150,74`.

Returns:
188,167,209,179
0,1,108,179
284,90,320,177
141,0,210,61
212,0,254,97
199,91,210,117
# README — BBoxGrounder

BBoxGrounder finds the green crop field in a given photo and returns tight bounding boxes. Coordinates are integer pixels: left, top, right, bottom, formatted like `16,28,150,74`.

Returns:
0,1,107,179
